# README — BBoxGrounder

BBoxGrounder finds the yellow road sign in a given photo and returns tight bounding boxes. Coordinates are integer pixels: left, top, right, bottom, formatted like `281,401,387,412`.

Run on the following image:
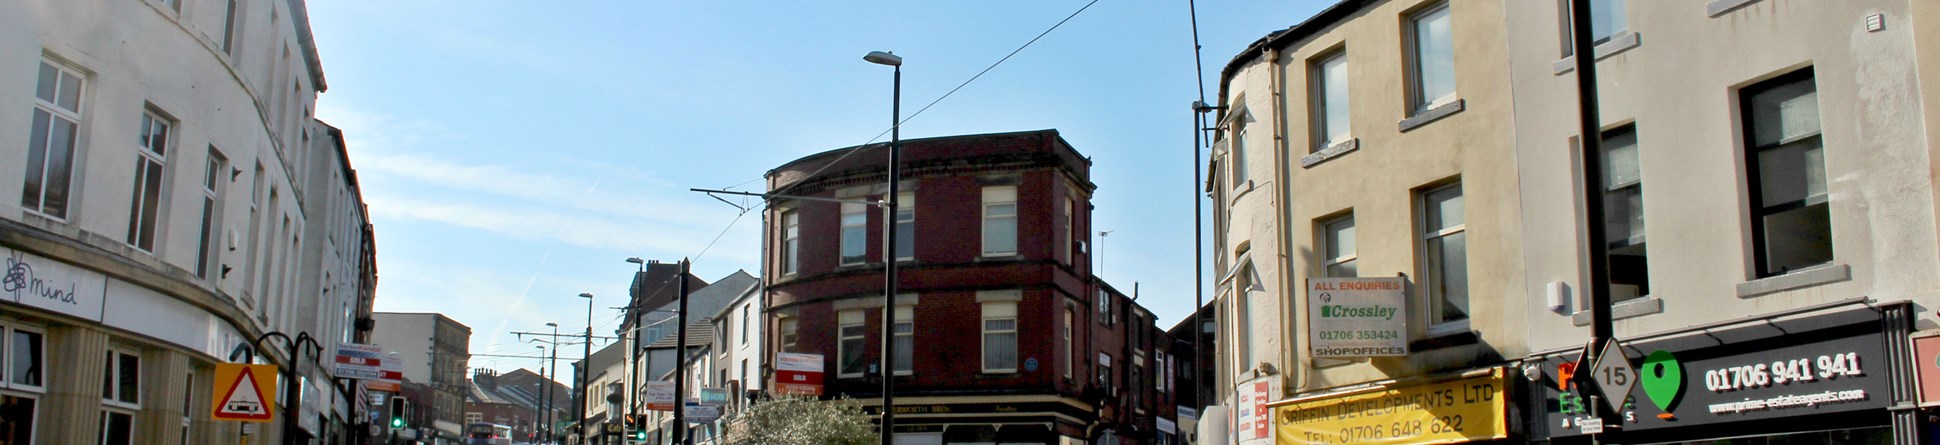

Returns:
213,363,278,422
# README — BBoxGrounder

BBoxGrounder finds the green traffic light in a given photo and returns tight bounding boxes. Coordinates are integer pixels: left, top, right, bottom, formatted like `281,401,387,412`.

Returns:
390,418,403,428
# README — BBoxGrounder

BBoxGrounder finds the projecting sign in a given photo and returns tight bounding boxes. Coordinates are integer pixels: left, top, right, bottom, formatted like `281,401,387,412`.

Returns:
333,343,385,379
1306,277,1408,358
1235,376,1279,444
699,387,729,406
684,402,722,423
774,352,825,396
646,381,677,411
213,363,278,422
1273,368,1508,445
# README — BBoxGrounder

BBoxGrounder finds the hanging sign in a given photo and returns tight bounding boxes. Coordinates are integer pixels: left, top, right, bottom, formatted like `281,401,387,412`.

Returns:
774,352,825,396
1306,277,1408,358
333,343,385,379
213,363,279,422
646,381,677,411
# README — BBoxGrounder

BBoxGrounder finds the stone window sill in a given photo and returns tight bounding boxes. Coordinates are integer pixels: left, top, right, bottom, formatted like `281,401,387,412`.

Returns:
1736,263,1850,298
1398,99,1465,133
1571,296,1664,326
1708,0,1760,17
1552,31,1642,76
1302,138,1361,168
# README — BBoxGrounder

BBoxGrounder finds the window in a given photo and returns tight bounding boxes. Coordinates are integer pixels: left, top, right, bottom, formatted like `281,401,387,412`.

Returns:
128,109,172,252
195,149,227,279
1562,0,1627,50
1744,70,1829,277
1230,115,1251,186
839,202,866,265
780,210,799,275
179,371,194,444
892,305,913,375
1097,354,1113,392
1060,196,1076,264
1421,183,1468,326
1601,126,1649,300
982,187,1018,256
981,302,1018,373
4,326,45,390
1097,289,1112,325
1408,3,1457,113
1322,214,1357,277
219,0,240,54
739,306,749,345
779,318,798,353
1132,356,1145,412
837,311,866,377
22,60,86,219
1312,51,1352,150
1062,307,1074,379
102,349,140,406
243,164,265,304
98,409,134,445
1,394,35,445
895,191,915,261
1235,268,1254,369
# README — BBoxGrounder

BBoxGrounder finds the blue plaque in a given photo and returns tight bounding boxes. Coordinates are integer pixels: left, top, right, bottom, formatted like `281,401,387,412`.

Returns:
1024,357,1039,372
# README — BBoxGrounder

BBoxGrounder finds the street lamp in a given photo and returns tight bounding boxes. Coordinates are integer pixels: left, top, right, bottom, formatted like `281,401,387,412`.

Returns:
624,257,648,435
577,292,595,445
534,344,546,442
545,321,560,443
864,49,903,445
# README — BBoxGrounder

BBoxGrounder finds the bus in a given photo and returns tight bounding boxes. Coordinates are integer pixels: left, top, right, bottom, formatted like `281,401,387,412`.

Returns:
465,422,513,445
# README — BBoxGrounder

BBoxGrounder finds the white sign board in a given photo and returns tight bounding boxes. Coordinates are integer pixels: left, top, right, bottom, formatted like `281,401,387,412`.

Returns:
1306,277,1408,358
1234,376,1279,444
334,343,385,379
646,381,677,411
683,402,722,423
3,248,107,321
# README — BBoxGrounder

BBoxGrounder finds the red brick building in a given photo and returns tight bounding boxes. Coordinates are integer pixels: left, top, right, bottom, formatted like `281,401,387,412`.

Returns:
764,130,1174,444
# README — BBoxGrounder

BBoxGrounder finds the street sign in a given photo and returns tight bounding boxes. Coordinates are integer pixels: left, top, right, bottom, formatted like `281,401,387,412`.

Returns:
1590,338,1636,414
646,381,676,411
333,343,385,379
213,364,278,422
1578,417,1604,434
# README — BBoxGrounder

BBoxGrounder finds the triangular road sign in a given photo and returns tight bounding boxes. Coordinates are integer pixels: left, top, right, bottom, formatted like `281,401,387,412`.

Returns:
213,363,277,422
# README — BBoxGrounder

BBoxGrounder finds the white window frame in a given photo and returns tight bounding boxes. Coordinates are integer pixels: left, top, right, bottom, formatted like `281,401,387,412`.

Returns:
102,348,141,409
1230,114,1251,187
895,191,915,261
1420,182,1469,334
219,0,241,55
23,59,87,221
839,202,867,266
981,302,1018,374
739,305,749,346
1097,353,1113,394
99,408,136,445
1311,50,1352,150
1097,289,1113,326
195,149,226,280
1321,214,1357,277
2,323,48,393
892,305,913,376
1062,307,1074,379
1407,2,1458,113
837,310,866,378
981,187,1019,257
128,108,172,252
1060,195,1075,264
780,210,800,275
779,317,797,353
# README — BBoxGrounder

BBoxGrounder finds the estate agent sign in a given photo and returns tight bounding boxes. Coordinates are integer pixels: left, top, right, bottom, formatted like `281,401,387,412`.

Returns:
1307,277,1408,358
1273,367,1509,445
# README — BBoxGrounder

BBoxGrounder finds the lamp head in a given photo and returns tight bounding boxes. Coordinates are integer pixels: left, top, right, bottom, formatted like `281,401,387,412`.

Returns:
546,322,558,327
864,51,903,67
625,257,645,264
578,293,594,299
1191,100,1226,113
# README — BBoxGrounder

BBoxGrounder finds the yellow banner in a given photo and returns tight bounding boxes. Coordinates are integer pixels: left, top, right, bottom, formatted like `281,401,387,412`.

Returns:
1274,368,1507,445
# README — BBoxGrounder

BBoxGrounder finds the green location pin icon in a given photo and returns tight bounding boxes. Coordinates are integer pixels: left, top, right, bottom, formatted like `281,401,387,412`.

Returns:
1640,350,1684,419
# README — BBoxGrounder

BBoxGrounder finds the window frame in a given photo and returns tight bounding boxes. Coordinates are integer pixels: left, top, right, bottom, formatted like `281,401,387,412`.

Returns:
839,202,867,266
1419,182,1470,334
1062,306,1074,379
1741,69,1831,278
1310,49,1352,151
778,317,798,353
195,148,227,279
1321,213,1357,278
981,187,1019,257
1600,125,1650,301
895,191,915,261
892,305,913,376
1230,112,1251,187
3,323,47,393
23,59,88,221
780,210,800,275
98,408,136,445
1406,2,1458,114
101,348,141,409
837,310,866,378
1060,195,1076,264
981,302,1019,374
128,108,173,252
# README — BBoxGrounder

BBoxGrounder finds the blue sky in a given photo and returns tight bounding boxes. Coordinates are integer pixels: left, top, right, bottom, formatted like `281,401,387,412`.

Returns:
308,0,1328,374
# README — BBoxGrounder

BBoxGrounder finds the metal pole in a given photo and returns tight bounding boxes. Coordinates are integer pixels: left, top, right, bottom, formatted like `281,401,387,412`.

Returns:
582,295,595,445
1567,0,1616,427
281,336,302,445
674,259,691,445
547,324,559,443
1191,106,1207,419
628,262,644,443
879,63,902,445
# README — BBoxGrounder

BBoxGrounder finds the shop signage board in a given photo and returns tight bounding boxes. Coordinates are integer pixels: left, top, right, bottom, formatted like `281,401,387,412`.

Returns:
363,352,404,392
1306,277,1408,358
646,381,676,411
698,387,729,406
1272,367,1508,445
1234,376,1280,444
1910,333,1940,407
684,402,722,423
333,343,386,379
2,247,108,322
774,352,825,396
213,363,279,422
1536,308,1891,438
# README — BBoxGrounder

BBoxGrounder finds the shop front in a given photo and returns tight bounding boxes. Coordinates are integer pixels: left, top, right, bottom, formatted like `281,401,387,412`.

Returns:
864,396,1100,445
1527,301,1914,444
1270,367,1512,445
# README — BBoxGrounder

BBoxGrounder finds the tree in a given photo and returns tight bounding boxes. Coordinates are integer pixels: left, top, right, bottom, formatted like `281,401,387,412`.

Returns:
724,395,878,445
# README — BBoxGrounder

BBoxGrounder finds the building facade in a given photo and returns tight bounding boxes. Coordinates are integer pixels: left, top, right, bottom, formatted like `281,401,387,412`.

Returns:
763,130,1175,444
1211,0,1940,444
0,0,376,444
371,312,472,443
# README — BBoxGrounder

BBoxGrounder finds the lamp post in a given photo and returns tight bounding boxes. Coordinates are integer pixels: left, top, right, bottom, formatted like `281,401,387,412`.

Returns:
863,49,903,445
534,345,546,442
248,331,323,445
545,321,560,443
672,259,693,445
624,257,647,438
578,293,595,444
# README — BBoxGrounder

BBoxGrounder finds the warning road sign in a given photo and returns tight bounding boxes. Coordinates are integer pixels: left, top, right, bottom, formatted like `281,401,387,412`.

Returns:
213,363,278,422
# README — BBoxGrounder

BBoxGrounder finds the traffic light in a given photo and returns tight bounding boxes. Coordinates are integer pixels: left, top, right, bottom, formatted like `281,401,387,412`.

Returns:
388,397,410,429
632,415,647,441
